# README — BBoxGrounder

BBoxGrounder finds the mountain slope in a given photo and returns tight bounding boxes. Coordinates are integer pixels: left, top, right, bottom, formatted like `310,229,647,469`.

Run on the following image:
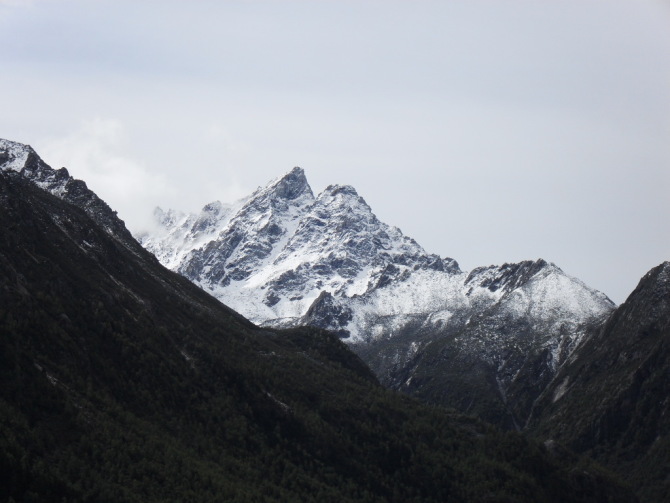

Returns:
0,138,135,247
140,166,615,428
527,261,670,502
364,259,614,429
0,149,634,501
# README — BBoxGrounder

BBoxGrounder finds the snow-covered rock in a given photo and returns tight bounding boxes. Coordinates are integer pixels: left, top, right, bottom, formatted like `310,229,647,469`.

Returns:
139,167,463,338
140,166,616,428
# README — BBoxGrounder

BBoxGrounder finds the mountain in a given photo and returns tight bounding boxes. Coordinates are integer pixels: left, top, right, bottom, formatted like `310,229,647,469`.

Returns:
0,138,135,247
140,167,615,428
140,167,459,335
359,259,615,430
0,139,635,502
527,261,670,502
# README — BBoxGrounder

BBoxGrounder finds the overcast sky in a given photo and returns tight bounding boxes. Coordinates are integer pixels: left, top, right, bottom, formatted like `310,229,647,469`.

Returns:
1,0,669,304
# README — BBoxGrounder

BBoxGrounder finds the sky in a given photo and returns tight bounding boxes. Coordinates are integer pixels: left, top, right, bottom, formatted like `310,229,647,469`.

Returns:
1,0,669,304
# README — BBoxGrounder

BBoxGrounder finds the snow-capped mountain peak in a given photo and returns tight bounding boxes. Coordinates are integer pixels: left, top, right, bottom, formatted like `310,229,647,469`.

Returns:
140,167,463,328
261,166,314,202
0,138,34,173
139,166,615,427
140,168,612,341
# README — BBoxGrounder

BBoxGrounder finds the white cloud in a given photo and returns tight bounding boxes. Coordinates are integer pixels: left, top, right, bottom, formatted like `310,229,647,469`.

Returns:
40,118,175,233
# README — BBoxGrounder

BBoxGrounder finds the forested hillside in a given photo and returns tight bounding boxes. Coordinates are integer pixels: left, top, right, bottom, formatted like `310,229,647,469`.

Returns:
0,169,634,502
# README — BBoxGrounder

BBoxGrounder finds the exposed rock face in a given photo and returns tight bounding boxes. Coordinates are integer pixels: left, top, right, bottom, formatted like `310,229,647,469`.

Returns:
139,166,615,428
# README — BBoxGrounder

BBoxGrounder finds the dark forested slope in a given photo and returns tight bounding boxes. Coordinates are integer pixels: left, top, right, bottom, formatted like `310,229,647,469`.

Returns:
528,261,670,502
0,170,635,502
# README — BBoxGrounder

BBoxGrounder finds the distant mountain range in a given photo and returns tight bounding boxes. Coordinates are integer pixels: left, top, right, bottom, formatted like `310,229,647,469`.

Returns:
0,139,638,501
139,166,615,430
2,137,667,500
138,163,669,499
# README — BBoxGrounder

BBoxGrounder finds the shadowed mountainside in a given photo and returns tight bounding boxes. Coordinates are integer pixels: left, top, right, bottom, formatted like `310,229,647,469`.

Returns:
528,261,670,502
0,155,635,501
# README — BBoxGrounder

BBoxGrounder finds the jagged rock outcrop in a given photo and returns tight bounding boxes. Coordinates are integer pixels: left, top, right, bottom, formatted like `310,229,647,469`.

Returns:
140,167,462,333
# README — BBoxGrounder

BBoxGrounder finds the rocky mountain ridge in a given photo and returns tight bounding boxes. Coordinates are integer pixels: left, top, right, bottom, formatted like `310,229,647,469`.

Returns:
140,166,615,429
